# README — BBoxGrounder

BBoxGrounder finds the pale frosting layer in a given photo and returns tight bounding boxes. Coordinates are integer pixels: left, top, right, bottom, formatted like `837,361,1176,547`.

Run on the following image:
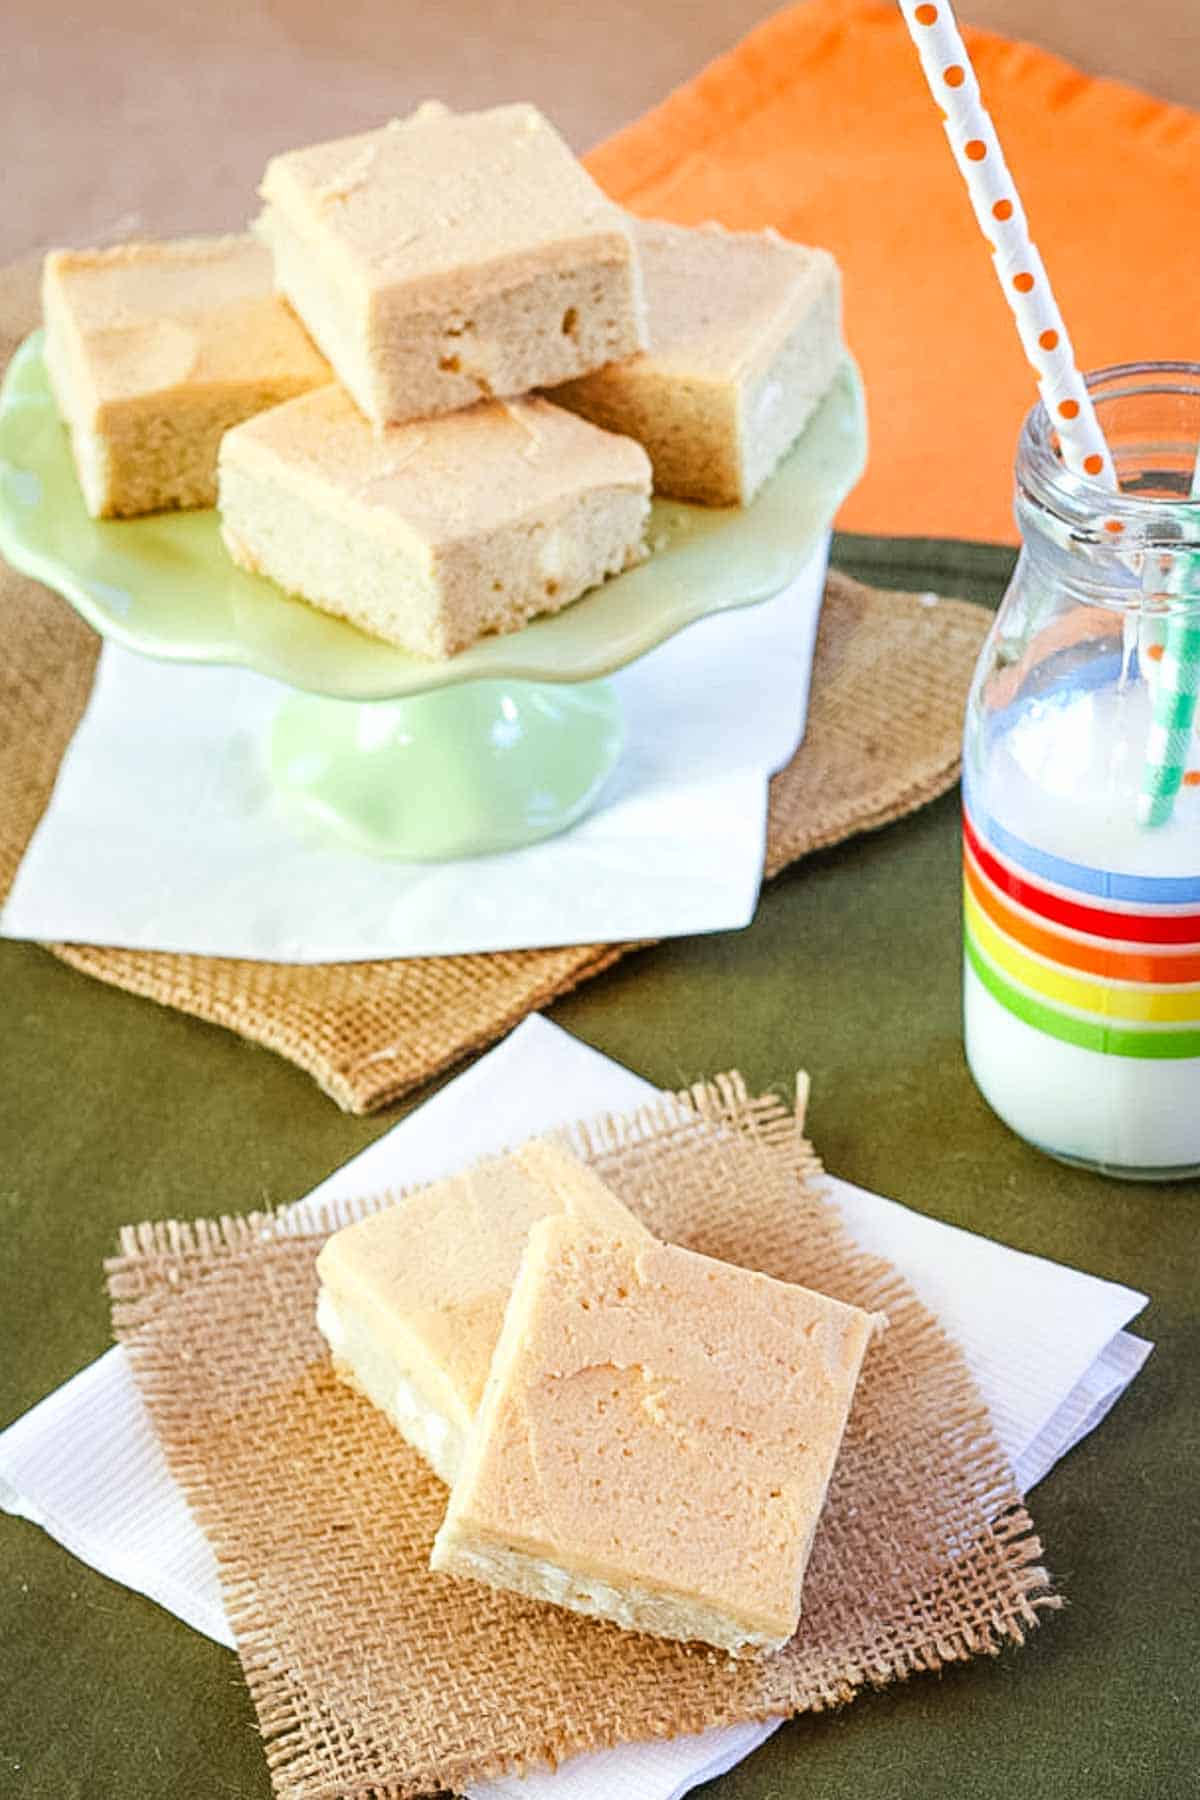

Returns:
218,385,650,550
259,103,636,301
42,234,330,412
315,1142,649,1430
433,1214,885,1648
620,219,839,383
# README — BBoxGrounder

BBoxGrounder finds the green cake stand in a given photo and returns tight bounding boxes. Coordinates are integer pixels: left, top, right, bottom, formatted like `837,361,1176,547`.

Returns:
0,333,865,859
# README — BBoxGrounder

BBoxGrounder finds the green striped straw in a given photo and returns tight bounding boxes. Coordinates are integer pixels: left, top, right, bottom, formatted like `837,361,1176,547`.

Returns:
1138,455,1200,828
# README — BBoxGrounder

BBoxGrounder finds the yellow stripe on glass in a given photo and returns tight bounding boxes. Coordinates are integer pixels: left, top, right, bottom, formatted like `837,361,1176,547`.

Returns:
963,886,1200,1025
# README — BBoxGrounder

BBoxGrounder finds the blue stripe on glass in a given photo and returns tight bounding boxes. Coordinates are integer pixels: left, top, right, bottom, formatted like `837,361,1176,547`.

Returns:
962,772,1200,906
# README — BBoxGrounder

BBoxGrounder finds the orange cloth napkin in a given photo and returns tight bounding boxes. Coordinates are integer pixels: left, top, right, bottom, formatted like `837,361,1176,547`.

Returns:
588,0,1200,545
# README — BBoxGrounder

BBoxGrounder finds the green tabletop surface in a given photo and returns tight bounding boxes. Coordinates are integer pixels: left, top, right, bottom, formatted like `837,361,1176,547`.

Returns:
2,534,1196,1800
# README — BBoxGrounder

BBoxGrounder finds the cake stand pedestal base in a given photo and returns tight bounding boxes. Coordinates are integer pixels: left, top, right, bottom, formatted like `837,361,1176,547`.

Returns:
269,677,624,860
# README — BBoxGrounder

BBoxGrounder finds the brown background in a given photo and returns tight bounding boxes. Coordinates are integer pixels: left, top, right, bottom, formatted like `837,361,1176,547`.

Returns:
8,1,1200,265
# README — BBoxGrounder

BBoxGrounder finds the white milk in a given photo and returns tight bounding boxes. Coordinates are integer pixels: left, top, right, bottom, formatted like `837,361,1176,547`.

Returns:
979,680,1200,874
965,971,1200,1175
965,681,1200,1178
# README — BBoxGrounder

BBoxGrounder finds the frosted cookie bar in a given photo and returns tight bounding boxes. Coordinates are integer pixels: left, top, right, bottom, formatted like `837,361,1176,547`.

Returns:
218,386,650,657
432,1211,883,1655
315,1141,652,1483
548,219,843,506
42,235,330,518
256,102,647,427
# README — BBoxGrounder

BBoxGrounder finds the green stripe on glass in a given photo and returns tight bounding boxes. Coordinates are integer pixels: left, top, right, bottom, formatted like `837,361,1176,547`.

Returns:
964,925,1200,1059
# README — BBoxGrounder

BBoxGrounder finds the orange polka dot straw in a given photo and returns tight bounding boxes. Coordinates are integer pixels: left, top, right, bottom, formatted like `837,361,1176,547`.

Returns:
898,0,1116,489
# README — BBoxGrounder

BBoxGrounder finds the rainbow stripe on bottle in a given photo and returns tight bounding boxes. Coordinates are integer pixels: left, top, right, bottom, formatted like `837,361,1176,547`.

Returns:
962,793,1200,1060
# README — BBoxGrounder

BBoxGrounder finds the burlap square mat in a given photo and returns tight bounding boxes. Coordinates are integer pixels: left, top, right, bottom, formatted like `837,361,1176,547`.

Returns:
1,262,991,1113
107,1077,1055,1800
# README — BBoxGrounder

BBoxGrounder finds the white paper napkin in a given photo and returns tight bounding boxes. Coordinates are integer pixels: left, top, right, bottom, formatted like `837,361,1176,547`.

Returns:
0,1016,1151,1800
0,542,828,960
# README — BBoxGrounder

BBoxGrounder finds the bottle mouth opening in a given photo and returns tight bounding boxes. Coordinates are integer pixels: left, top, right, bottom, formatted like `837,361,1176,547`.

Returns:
1019,361,1200,552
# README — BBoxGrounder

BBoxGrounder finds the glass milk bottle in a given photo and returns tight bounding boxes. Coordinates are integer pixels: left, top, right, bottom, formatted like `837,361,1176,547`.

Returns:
963,362,1200,1179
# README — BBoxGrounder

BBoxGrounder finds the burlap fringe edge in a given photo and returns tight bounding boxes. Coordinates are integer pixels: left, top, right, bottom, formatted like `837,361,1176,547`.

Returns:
106,1077,798,1286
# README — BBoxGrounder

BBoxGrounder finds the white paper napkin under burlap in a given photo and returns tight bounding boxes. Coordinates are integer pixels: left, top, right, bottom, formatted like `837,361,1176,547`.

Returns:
0,1018,1151,1800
